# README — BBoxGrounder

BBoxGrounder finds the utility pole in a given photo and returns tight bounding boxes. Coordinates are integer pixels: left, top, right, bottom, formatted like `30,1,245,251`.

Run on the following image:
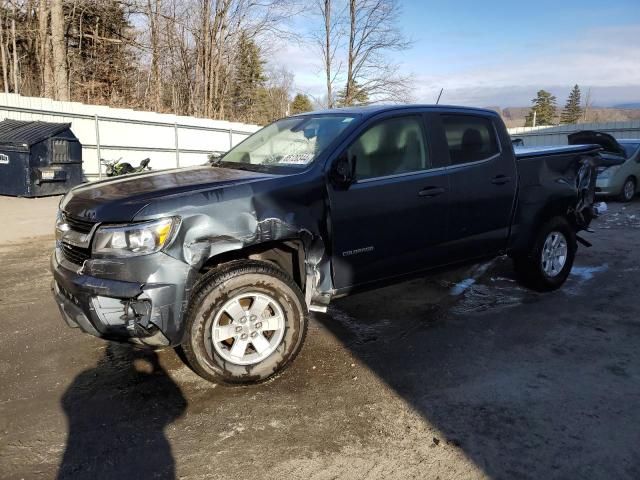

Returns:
532,110,537,128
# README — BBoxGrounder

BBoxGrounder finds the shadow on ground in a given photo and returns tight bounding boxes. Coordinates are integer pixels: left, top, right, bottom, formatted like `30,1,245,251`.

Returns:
57,343,187,480
315,253,640,479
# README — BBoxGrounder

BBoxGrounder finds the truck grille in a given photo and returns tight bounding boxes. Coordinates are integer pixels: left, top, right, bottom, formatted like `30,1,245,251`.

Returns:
63,213,95,234
60,242,91,265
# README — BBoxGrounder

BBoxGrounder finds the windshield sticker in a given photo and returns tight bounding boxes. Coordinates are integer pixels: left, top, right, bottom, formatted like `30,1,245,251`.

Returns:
278,153,314,165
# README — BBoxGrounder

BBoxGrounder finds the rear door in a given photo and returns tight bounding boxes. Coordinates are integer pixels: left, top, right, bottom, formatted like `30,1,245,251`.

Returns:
438,113,517,260
328,112,450,289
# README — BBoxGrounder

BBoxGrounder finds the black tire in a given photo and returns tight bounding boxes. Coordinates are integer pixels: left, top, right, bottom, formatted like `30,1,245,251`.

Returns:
618,177,636,202
512,216,577,292
181,260,308,385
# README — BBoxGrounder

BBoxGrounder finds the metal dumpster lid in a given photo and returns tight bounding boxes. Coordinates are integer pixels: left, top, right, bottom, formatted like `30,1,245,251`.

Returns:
0,119,73,148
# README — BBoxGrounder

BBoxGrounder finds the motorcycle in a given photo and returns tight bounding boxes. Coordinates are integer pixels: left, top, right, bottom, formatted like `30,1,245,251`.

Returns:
102,157,152,177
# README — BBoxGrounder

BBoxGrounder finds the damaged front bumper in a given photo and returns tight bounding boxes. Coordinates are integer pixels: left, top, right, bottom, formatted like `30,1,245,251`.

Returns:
51,248,193,347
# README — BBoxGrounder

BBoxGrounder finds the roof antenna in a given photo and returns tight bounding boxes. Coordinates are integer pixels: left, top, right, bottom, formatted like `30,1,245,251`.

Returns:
436,88,444,105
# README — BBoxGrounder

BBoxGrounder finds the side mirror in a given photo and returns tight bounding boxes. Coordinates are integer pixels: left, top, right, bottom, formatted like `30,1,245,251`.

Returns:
330,153,356,188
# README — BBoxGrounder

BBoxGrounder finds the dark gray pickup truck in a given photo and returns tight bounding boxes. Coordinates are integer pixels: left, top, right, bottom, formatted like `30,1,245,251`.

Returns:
52,105,606,384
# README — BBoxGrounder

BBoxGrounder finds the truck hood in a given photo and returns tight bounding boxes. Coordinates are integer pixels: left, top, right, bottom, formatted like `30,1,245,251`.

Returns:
568,130,626,156
60,166,276,222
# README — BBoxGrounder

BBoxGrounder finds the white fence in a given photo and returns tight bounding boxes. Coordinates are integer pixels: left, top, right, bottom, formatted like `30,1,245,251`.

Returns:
508,120,640,147
0,93,260,180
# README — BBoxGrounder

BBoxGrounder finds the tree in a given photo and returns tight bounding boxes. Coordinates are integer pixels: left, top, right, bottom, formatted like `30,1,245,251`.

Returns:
342,0,411,105
254,66,294,124
525,90,557,127
230,32,266,123
0,0,299,122
50,0,68,100
290,93,313,114
582,87,593,122
313,0,342,109
560,85,583,124
336,80,369,106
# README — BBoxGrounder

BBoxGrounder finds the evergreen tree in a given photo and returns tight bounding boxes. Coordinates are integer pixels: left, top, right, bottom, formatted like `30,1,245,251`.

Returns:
560,85,583,124
524,90,557,127
290,93,313,114
230,32,266,123
336,80,369,107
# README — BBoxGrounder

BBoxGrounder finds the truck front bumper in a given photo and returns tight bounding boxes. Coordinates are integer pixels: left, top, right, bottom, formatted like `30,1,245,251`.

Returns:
51,248,194,347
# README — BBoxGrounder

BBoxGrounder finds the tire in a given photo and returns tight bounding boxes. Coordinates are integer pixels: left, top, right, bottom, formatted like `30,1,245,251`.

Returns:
181,260,308,385
512,216,577,292
618,177,636,202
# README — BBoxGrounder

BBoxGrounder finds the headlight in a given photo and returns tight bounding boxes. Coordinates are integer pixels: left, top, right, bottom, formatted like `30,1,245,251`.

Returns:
92,217,180,257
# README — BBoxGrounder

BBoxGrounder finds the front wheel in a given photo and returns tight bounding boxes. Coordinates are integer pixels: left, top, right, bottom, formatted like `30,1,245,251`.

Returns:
513,217,577,292
181,260,308,385
618,177,636,203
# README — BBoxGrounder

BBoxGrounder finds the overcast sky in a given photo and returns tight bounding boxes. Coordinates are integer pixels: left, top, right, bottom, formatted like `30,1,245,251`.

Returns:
273,0,640,108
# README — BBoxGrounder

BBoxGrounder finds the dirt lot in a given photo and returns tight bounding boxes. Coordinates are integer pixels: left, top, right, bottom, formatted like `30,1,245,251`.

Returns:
1,196,639,480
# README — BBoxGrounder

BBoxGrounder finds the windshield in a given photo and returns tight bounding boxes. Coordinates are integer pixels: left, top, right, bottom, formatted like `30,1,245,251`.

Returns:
623,143,640,158
219,114,356,172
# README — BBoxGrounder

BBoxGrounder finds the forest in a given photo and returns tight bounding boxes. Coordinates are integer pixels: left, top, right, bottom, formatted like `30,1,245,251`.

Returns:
0,0,410,124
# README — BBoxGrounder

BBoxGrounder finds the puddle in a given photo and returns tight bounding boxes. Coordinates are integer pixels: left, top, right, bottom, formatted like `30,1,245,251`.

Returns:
451,279,533,315
449,262,494,297
327,307,393,345
565,264,609,295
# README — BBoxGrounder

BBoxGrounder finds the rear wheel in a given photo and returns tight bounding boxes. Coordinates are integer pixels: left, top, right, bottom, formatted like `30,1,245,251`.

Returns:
181,260,308,385
513,216,577,292
618,177,636,202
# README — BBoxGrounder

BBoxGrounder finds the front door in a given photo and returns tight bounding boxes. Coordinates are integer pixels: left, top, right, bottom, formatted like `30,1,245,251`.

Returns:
328,114,450,290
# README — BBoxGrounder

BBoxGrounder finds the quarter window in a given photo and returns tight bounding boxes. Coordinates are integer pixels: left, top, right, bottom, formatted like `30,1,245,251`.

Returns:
349,116,429,180
442,115,500,165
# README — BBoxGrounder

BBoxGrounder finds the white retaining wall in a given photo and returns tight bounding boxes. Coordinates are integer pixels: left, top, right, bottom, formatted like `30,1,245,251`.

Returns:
0,93,260,180
508,120,640,147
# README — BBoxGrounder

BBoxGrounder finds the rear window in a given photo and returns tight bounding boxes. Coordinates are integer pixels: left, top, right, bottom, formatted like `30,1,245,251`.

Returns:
442,115,500,165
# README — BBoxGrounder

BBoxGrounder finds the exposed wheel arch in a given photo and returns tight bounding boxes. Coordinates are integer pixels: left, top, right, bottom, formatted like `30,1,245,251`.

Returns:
198,240,306,292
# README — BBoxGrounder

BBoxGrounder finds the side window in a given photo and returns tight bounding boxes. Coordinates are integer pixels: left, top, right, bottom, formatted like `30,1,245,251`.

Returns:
349,116,429,180
441,115,500,165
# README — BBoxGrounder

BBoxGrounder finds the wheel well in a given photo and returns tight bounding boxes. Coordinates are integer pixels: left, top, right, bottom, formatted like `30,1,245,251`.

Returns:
536,199,575,230
199,240,306,289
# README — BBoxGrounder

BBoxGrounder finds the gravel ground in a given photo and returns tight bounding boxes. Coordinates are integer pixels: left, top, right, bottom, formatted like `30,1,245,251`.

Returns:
0,197,639,480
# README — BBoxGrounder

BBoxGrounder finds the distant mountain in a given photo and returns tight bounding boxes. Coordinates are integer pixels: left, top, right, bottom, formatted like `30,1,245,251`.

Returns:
495,106,640,128
613,103,640,109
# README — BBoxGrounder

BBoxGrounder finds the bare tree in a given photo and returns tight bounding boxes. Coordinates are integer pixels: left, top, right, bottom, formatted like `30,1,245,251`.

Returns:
145,0,162,112
343,0,411,105
10,1,18,93
37,0,52,97
1,0,301,122
50,0,67,100
0,8,8,92
313,0,343,108
260,64,293,121
583,88,593,122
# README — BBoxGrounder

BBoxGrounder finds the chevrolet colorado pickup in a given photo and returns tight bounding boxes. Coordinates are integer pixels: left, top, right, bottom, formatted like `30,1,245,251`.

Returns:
52,105,605,384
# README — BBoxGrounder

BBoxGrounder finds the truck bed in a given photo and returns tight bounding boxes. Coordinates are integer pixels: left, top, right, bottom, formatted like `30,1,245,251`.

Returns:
514,144,603,159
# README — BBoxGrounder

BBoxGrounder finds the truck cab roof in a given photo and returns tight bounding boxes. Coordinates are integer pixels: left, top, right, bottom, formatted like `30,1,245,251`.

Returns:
299,104,500,118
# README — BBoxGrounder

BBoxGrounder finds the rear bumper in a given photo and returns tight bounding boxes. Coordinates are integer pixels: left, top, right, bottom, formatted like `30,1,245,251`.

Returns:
51,249,193,347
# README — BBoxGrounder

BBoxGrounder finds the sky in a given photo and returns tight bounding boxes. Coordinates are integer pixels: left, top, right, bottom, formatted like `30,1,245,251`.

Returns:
272,0,640,108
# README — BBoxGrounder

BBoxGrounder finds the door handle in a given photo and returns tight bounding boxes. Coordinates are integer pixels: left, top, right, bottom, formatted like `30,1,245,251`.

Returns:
418,186,445,197
491,175,512,185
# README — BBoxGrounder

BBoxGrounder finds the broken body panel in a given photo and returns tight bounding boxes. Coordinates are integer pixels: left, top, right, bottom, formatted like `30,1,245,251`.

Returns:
51,106,606,348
